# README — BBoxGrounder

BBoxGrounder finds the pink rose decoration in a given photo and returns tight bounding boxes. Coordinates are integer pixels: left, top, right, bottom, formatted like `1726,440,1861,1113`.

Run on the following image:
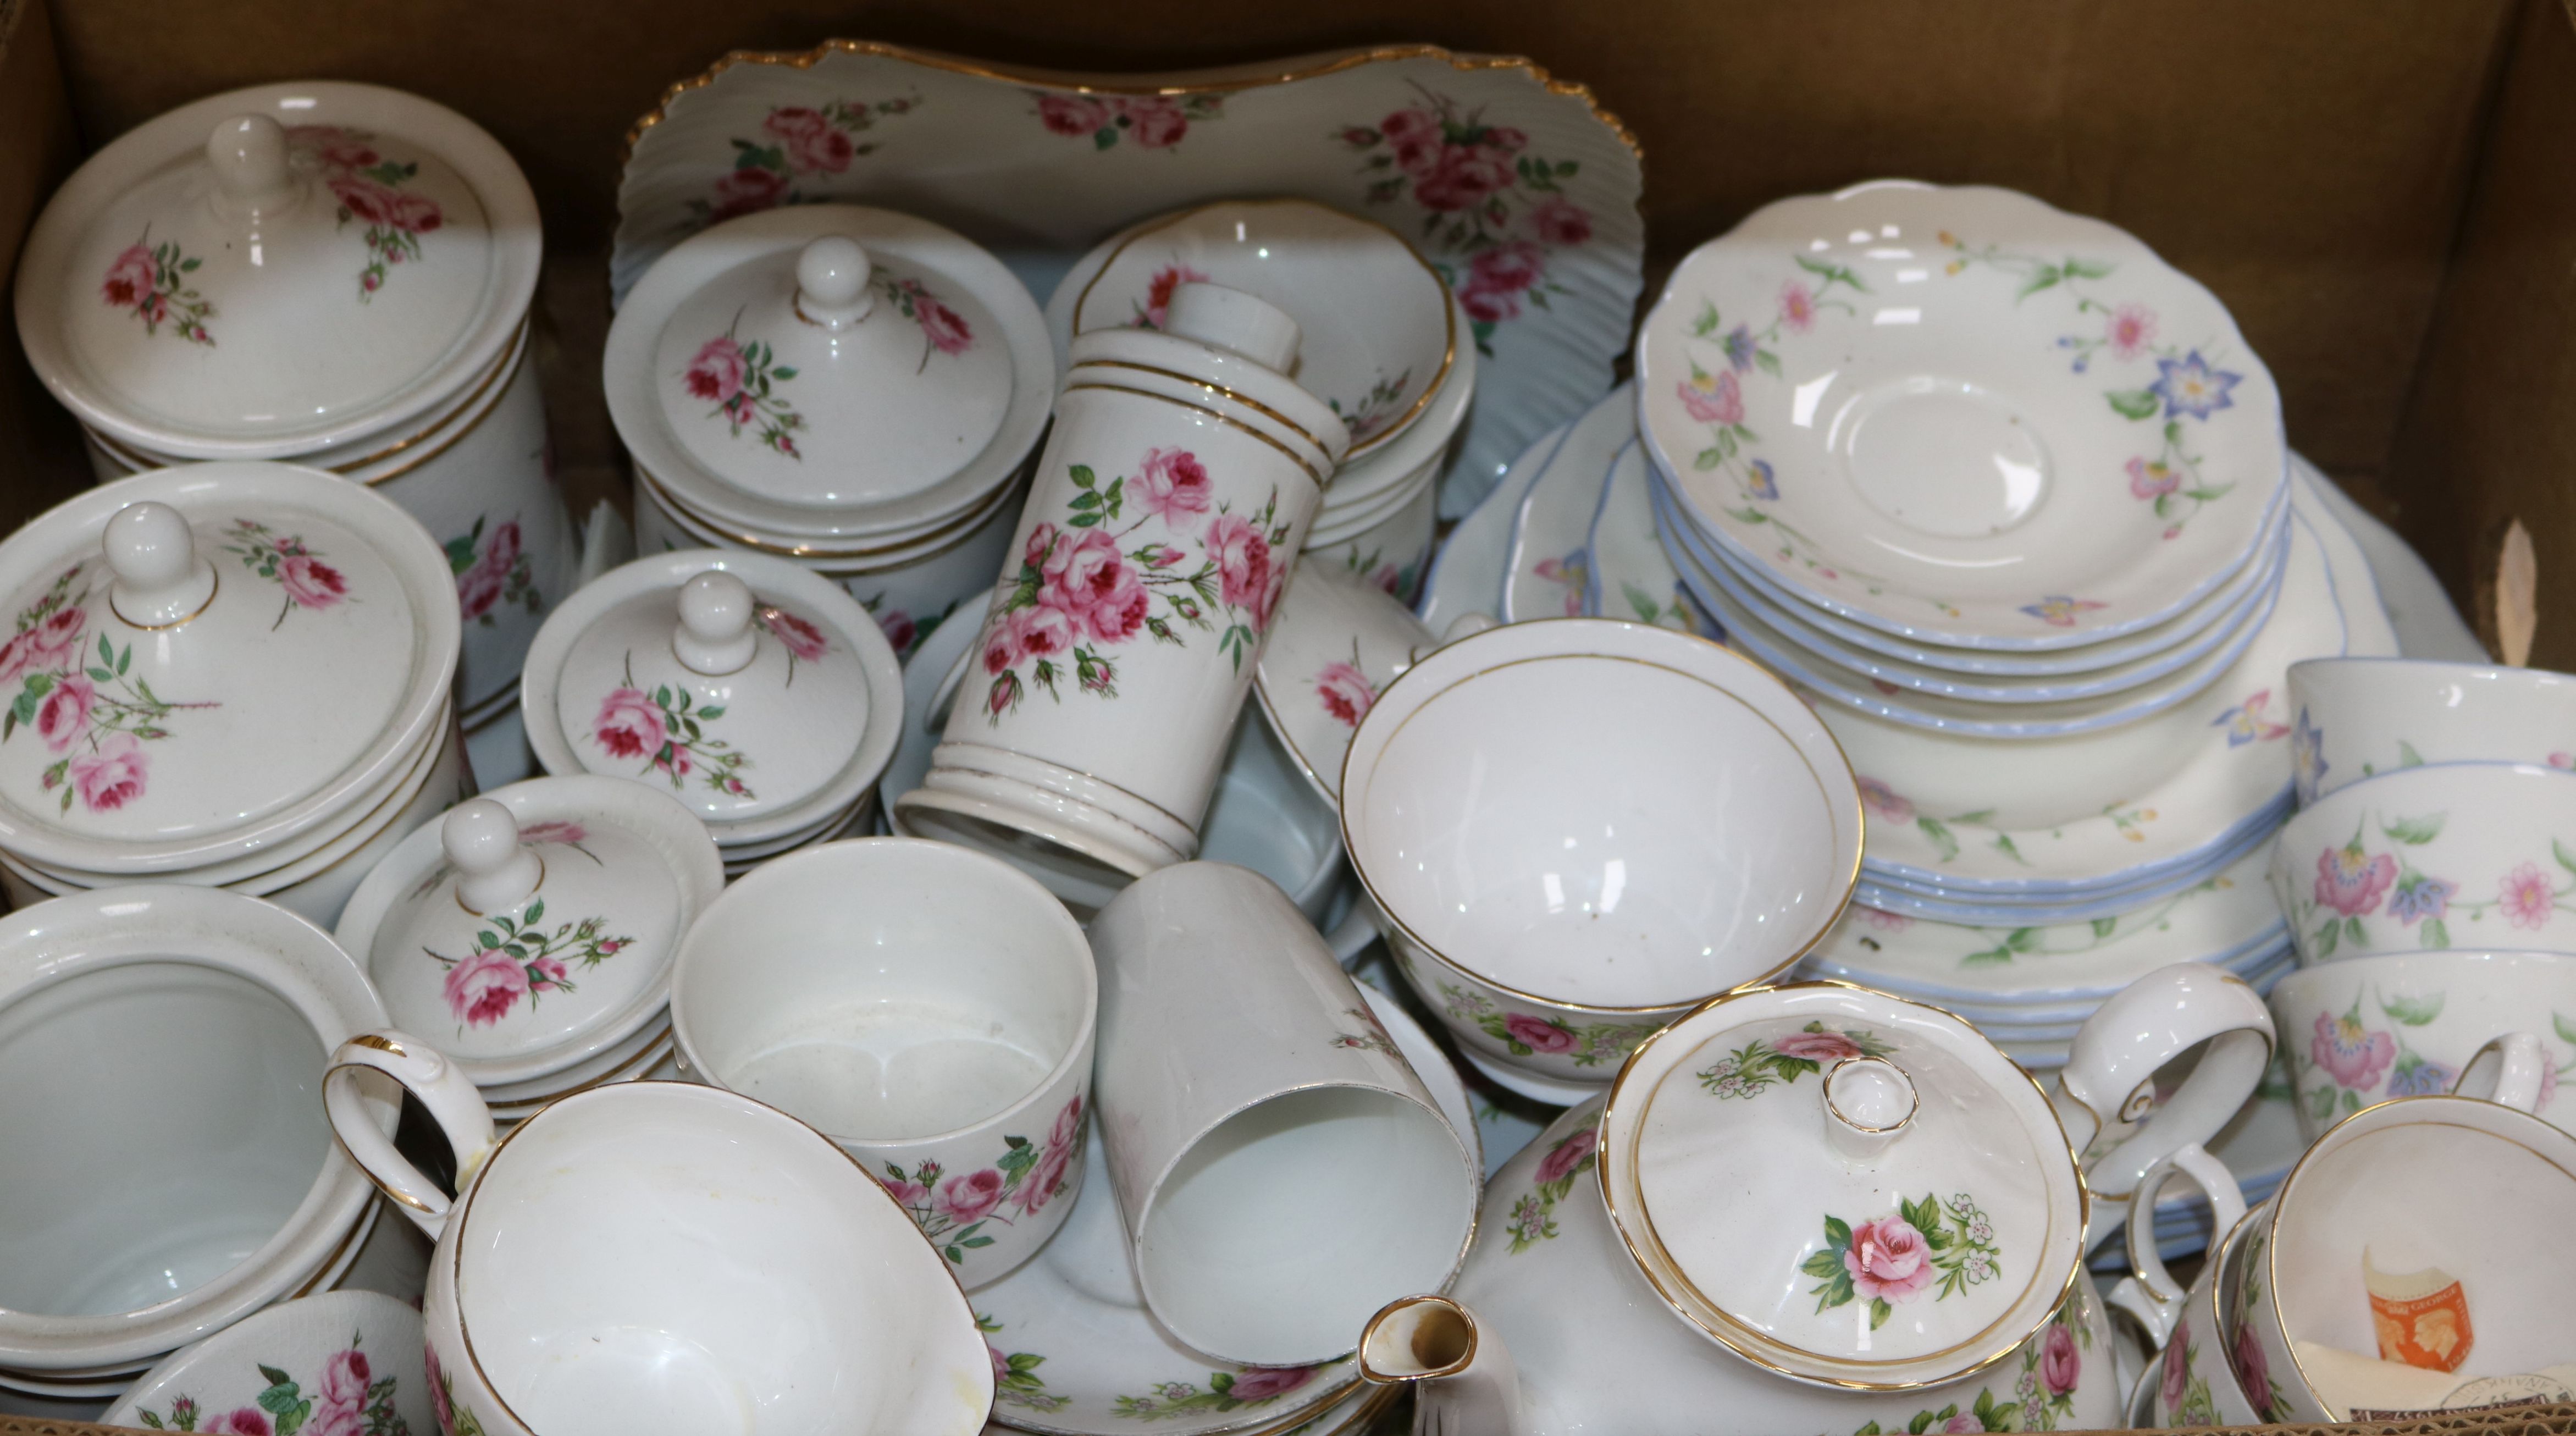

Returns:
27,603,86,666
2161,1318,2193,1410
1024,521,1064,572
1224,1366,1315,1402
1206,513,1274,619
69,733,147,811
1115,97,1190,148
1680,370,1745,426
0,632,38,685
329,175,400,227
1773,1029,1866,1064
935,1168,1007,1224
1047,528,1149,645
707,164,789,221
278,555,347,611
1314,661,1375,728
456,561,506,621
1939,1418,1982,1434
1413,129,1523,212
760,607,828,662
592,687,666,761
2106,303,2159,361
1529,196,1594,247
2310,1010,2395,1091
1136,446,1214,522
764,106,854,175
988,1343,1013,1384
288,125,380,172
883,1175,930,1207
875,608,917,654
2040,1322,2081,1395
388,190,443,235
981,621,1023,677
444,946,529,1027
2501,861,2557,930
1843,1215,1933,1301
2231,1320,2273,1407
1458,285,1520,325
2314,844,2397,917
685,335,749,407
1037,93,1110,138
1021,1140,1074,1217
426,1345,452,1436
1007,601,1076,663
1468,242,1545,296
1378,107,1442,173
307,1347,373,1436
530,956,571,993
33,675,92,753
916,296,974,355
1535,1128,1598,1186
1049,1093,1084,1150
518,820,587,846
483,520,522,573
1856,777,1914,822
201,1409,273,1436
1504,1012,1576,1054
1142,264,1209,328
101,244,156,311
1781,280,1819,333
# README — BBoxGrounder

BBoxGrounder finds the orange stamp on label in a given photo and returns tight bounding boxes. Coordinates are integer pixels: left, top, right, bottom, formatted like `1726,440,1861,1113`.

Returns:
2365,1249,2475,1373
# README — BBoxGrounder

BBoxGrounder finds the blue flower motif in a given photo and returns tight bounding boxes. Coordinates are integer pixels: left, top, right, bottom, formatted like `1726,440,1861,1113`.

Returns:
1722,324,1759,373
2292,706,2329,805
2150,350,2243,422
2386,1052,2458,1098
2387,871,2456,926
1746,459,1779,501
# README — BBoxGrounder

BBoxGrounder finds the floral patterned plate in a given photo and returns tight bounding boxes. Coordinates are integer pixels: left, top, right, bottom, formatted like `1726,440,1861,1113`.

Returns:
1580,439,1715,638
613,43,1640,519
1253,557,1436,807
1637,183,2286,650
1500,385,1630,621
99,1290,430,1436
976,984,1475,1435
1415,419,1565,632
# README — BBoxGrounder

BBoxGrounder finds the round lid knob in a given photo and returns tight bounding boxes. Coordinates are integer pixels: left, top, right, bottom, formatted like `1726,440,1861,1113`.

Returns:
443,798,542,914
104,500,217,627
1165,282,1301,373
206,114,297,216
1822,1055,1919,1159
794,236,877,330
673,571,758,676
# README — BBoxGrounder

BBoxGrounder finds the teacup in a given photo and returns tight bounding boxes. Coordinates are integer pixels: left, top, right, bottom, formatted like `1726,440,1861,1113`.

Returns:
2268,949,2576,1140
2286,657,2576,806
1340,617,1862,1087
323,1048,992,1436
2109,1146,2264,1428
670,837,1097,1288
100,1290,432,1436
2270,762,2576,964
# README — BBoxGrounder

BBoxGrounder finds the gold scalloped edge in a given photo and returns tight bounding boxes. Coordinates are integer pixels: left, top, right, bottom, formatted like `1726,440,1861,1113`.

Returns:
618,40,1641,174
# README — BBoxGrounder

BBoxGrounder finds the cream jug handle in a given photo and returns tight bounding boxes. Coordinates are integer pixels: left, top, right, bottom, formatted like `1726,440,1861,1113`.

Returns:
2453,1030,2550,1112
2053,963,2273,1249
324,1029,497,1240
2104,1142,2244,1349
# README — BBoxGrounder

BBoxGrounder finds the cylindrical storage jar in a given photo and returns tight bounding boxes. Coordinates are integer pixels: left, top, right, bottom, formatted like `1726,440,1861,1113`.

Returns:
604,206,1053,661
0,463,462,924
519,551,903,875
894,284,1350,906
13,84,567,766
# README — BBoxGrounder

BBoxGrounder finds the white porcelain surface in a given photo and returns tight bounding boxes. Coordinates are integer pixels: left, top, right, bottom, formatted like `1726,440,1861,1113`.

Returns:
334,775,723,1089
1087,863,1477,1367
1637,181,2286,648
1581,438,1713,637
0,887,394,1373
100,1290,430,1436
1301,469,1438,607
2271,762,2576,964
672,837,1096,1289
1416,421,1562,634
2286,657,2576,807
1343,618,1861,1083
1252,556,1438,807
2269,949,2576,1139
1501,386,1629,622
2137,1208,2262,1427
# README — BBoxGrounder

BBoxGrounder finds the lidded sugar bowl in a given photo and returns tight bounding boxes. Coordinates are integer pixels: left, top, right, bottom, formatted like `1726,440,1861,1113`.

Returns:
13,81,568,771
605,204,1054,657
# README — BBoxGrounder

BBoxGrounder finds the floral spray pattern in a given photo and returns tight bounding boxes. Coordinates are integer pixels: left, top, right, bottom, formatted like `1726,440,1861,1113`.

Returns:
1505,1124,1597,1253
1849,1290,2088,1434
443,515,538,627
684,317,804,457
2230,1233,2295,1422
1336,84,1594,354
980,447,1289,719
1801,1192,2004,1330
132,1329,407,1436
1313,642,1378,730
1,565,218,814
1127,262,1209,330
1696,1021,1893,1098
1431,973,1657,1069
1110,1363,1319,1422
2158,1316,2219,1427
429,890,637,1032
1034,91,1224,151
876,1094,1085,1267
590,654,754,799
692,98,921,223
2294,807,2576,958
425,1347,481,1436
288,126,444,300
100,230,215,345
976,1313,1069,1415
219,519,351,630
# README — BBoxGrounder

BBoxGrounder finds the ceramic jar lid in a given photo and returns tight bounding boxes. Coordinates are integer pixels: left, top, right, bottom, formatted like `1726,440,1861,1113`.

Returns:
14,82,539,458
606,205,1054,542
519,551,903,842
0,463,457,873
1600,982,2087,1389
334,776,724,1087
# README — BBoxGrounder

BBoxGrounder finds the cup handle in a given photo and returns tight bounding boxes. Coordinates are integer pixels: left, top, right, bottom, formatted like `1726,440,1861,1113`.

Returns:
2104,1142,2245,1349
2052,963,2273,1249
2454,1031,2551,1112
324,1030,496,1240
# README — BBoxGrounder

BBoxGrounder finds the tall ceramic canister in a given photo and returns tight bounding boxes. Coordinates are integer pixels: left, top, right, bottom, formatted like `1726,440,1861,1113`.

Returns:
896,284,1349,897
603,205,1055,660
12,81,567,772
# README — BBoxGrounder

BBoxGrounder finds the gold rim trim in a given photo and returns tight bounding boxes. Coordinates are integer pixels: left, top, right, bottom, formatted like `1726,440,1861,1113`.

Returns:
1355,1294,1478,1385
1059,382,1326,488
636,460,1024,561
1336,618,1864,1014
322,1062,438,1216
1069,196,1458,455
109,567,218,631
1071,355,1338,459
621,42,1640,169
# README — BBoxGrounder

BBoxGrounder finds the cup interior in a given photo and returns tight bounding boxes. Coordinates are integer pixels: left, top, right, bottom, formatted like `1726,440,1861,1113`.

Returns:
2273,1102,2576,1383
0,961,328,1316
1139,1085,1471,1365
458,1083,969,1436
675,841,1093,1142
1348,640,1856,1007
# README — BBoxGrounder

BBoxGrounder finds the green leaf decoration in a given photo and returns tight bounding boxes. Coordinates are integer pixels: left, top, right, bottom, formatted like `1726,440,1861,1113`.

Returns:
1823,1214,1853,1250
2555,838,2576,877
2380,813,2445,845
2314,918,2341,958
2380,991,2445,1026
2345,915,2367,946
2397,740,2425,767
2107,389,2160,420
1917,816,1959,863
1800,1249,1844,1278
524,898,545,926
2554,1011,2576,1047
1869,1296,1893,1330
2421,918,2450,951
2091,916,2119,938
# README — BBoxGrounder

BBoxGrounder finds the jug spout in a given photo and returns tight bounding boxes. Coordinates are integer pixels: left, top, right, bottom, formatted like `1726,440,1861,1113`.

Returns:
1359,1295,1525,1436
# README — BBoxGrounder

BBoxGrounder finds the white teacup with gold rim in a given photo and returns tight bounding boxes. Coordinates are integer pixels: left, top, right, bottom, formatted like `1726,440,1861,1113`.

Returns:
1351,963,2272,1436
322,1045,992,1436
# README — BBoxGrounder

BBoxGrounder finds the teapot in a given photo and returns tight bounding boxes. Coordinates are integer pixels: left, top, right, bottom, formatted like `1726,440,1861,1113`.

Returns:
1356,964,2273,1435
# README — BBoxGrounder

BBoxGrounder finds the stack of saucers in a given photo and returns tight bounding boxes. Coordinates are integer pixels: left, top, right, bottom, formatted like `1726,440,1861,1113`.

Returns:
1625,182,2401,1053
1046,198,1474,603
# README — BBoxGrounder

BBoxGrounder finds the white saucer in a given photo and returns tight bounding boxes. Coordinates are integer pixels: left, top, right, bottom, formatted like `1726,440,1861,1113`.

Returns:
1500,384,1630,621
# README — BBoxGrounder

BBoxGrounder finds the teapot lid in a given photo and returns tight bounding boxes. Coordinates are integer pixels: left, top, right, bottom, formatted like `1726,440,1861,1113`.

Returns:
334,776,725,1087
605,205,1053,543
0,463,457,872
14,82,538,459
519,551,902,839
1599,982,2087,1390
1254,556,1483,804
